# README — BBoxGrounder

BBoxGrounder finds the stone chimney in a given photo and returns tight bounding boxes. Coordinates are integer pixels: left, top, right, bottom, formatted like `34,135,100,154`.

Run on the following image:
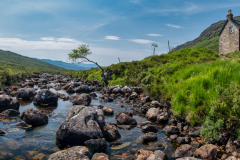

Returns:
227,10,233,20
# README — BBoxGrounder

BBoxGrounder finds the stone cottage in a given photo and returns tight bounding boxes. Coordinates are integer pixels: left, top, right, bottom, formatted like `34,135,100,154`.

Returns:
219,10,240,54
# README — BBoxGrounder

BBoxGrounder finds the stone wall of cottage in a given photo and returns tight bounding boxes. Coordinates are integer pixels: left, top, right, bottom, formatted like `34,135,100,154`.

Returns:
219,21,240,54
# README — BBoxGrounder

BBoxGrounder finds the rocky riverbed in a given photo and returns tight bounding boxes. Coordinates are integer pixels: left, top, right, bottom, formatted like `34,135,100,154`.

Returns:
0,73,238,160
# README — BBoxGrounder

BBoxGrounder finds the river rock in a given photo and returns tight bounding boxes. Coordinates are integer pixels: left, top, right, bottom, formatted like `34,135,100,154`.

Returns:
157,112,169,122
141,124,158,133
121,86,132,94
0,109,20,117
66,86,75,93
103,125,121,142
177,137,191,144
116,113,137,126
19,108,48,126
55,93,69,101
137,149,153,160
56,106,105,145
170,134,178,141
188,127,201,137
69,94,92,106
176,157,202,160
48,146,92,160
33,89,58,106
146,108,161,121
62,83,74,90
17,88,37,100
0,95,20,112
163,125,179,135
76,85,91,93
193,144,221,160
0,129,7,136
171,144,195,159
15,121,32,129
102,107,114,116
91,153,109,160
84,138,107,153
112,87,122,94
139,132,157,143
146,150,168,160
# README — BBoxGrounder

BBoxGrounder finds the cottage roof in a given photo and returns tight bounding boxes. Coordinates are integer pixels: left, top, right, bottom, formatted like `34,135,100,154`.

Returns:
219,19,240,36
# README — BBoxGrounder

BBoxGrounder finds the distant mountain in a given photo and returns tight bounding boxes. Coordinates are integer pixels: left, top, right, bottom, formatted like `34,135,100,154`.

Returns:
35,58,97,70
175,16,240,52
0,49,65,71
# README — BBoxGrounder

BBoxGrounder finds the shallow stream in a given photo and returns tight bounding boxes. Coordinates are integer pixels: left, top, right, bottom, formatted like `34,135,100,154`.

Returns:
0,83,176,160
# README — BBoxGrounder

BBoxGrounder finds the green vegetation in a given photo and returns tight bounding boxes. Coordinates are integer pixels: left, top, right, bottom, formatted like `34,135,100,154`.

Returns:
191,36,219,52
67,47,240,139
0,49,65,86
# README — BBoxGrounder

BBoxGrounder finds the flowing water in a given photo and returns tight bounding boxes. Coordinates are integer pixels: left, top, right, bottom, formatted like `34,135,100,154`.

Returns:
0,83,176,160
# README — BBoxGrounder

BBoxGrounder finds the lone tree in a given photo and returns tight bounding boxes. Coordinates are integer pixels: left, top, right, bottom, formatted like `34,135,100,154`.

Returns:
68,44,110,86
151,43,158,55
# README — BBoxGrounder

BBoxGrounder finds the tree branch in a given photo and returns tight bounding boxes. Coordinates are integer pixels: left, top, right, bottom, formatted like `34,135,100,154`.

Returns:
81,56,104,74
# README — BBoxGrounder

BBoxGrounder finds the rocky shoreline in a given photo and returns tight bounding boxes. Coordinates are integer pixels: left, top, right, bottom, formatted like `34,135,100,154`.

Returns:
0,73,239,160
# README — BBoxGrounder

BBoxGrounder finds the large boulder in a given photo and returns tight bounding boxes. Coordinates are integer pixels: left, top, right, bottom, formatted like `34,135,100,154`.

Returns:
19,108,48,126
112,87,122,94
189,127,201,137
76,85,91,93
69,94,92,106
33,89,58,106
0,95,20,113
56,106,105,145
121,86,132,94
163,125,179,135
103,125,121,142
84,138,107,153
115,113,137,126
146,108,161,121
147,150,168,160
102,107,114,116
17,88,37,100
193,144,221,160
171,144,195,159
48,146,92,160
139,132,157,143
91,153,109,160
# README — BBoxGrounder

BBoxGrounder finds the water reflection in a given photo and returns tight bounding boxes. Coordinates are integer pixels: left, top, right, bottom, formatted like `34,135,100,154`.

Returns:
0,84,176,160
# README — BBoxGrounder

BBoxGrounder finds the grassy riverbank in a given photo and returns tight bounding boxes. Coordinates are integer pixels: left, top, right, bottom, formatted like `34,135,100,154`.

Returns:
67,47,240,137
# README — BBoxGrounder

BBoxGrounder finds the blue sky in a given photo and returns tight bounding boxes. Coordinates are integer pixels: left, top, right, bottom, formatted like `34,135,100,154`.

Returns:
0,0,240,66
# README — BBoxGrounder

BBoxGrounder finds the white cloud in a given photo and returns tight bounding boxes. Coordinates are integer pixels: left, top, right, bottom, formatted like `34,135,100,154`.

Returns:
40,37,55,41
129,39,154,44
0,37,82,50
166,24,181,28
105,36,120,40
147,34,163,37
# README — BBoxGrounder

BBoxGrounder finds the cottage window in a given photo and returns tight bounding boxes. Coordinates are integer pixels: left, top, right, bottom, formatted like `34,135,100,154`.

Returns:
230,27,233,33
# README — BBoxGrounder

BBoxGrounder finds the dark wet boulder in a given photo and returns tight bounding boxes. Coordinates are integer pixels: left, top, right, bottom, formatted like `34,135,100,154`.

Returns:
103,125,121,142
62,83,74,90
91,153,109,160
19,108,48,126
115,110,132,119
193,144,221,160
146,108,161,121
17,88,37,100
89,92,97,97
76,85,91,93
139,132,157,143
141,96,151,104
112,87,122,94
157,112,169,122
163,125,179,135
116,113,137,126
15,121,32,129
0,109,20,117
137,121,152,128
171,144,196,159
128,92,138,100
56,106,105,145
84,138,107,153
121,86,132,94
69,94,92,106
189,127,201,137
38,78,47,84
177,137,191,144
66,86,75,93
141,124,158,133
33,89,58,106
147,150,168,160
0,129,7,136
102,107,114,116
0,95,20,112
48,146,92,160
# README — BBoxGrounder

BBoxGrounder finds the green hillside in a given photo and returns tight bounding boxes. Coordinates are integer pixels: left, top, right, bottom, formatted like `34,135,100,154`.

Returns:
0,49,65,86
65,47,240,138
0,50,65,71
175,16,240,52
